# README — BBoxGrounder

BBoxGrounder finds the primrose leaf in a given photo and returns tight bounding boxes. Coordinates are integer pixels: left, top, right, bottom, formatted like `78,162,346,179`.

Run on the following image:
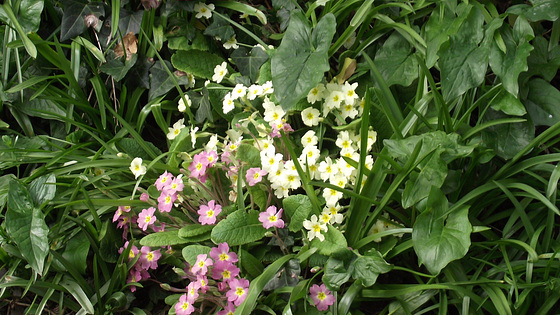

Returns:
178,224,214,238
374,32,418,87
402,152,447,208
211,209,266,246
525,78,560,127
311,225,347,256
283,194,312,232
182,245,212,266
140,230,189,247
60,0,104,41
171,49,224,79
412,188,471,275
236,143,261,168
272,10,336,110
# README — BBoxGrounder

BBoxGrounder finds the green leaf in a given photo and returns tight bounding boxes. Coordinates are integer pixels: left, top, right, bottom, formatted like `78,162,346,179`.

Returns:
351,249,392,287
523,36,560,82
0,175,16,209
489,18,533,98
6,181,49,275
99,54,138,81
490,87,527,116
18,97,67,121
402,152,447,208
117,138,162,161
271,11,336,110
62,232,90,275
211,209,266,246
0,0,44,33
140,230,189,247
311,225,348,256
231,46,269,83
236,143,261,168
171,50,224,79
247,185,267,211
117,8,143,35
412,188,471,275
60,0,105,41
439,6,489,101
524,0,560,22
525,78,560,126
178,224,214,238
481,108,534,160
239,249,264,278
323,256,352,290
282,194,312,232
28,174,56,207
182,245,211,266
203,17,235,42
149,60,190,101
424,5,464,68
374,32,418,87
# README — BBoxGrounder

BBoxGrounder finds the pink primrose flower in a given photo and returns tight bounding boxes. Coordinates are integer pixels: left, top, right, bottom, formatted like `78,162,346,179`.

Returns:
226,278,250,306
246,167,267,186
217,303,236,315
175,294,195,315
309,284,335,311
188,153,208,179
119,241,139,261
191,254,213,276
196,275,209,293
186,281,200,302
164,176,184,195
157,191,177,213
197,200,222,225
210,242,238,264
112,205,131,222
259,206,285,229
139,246,161,270
203,150,218,167
155,171,174,191
137,207,157,231
139,193,150,202
211,261,240,282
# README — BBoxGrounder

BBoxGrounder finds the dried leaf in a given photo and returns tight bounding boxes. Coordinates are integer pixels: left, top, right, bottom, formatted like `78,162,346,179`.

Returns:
114,32,138,60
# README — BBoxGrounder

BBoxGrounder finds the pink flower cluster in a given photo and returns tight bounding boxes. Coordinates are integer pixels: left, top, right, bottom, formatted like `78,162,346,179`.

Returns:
118,241,162,292
175,242,249,315
188,151,218,183
155,171,184,212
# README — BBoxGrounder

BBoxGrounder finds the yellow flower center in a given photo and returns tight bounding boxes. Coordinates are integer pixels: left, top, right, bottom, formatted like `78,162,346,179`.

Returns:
254,172,260,180
222,270,231,279
313,224,321,232
235,287,244,296
219,253,229,261
147,252,154,261
144,215,152,223
182,302,190,310
207,210,214,217
318,292,327,301
269,215,277,222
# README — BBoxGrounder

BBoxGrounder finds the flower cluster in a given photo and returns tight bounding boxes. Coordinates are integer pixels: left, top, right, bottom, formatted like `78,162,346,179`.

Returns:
118,241,162,292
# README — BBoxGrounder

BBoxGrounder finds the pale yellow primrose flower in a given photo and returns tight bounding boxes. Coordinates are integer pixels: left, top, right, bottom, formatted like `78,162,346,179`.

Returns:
129,157,146,179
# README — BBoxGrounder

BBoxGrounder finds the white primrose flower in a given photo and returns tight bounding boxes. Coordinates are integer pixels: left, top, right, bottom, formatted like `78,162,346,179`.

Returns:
231,84,247,100
323,187,343,207
303,215,328,241
167,118,186,140
129,157,146,179
263,102,285,125
336,154,357,178
187,73,195,88
261,152,283,174
190,125,199,148
318,157,339,182
300,145,320,165
340,102,359,120
257,137,276,157
341,82,359,105
366,129,377,152
329,174,348,189
223,92,235,114
205,134,219,152
335,131,353,150
324,204,344,224
319,211,332,225
223,36,239,49
324,90,344,116
194,2,215,19
307,83,325,104
301,130,318,148
301,107,321,127
261,81,274,95
247,84,263,100
178,94,192,112
212,62,228,83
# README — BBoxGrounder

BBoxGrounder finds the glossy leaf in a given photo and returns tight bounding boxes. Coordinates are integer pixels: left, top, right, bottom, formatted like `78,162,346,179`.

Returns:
231,46,268,83
171,49,224,79
490,87,527,116
117,8,143,35
525,78,560,126
481,109,534,160
524,0,560,22
351,249,392,287
62,232,90,275
60,0,104,41
271,11,336,110
117,138,162,161
203,17,235,43
211,209,266,246
283,194,312,232
99,54,138,81
311,225,348,256
374,32,418,87
323,257,352,290
412,188,471,275
149,60,190,101
0,0,44,33
139,230,189,247
402,152,447,208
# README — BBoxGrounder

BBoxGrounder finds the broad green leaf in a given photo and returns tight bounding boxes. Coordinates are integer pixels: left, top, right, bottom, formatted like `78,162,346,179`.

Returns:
489,17,533,98
18,97,66,121
0,175,16,209
117,8,143,35
374,32,418,87
424,5,465,68
351,249,392,287
62,232,90,274
6,185,49,276
0,0,44,33
203,17,235,42
99,54,138,81
236,143,261,168
231,46,269,83
283,194,312,232
524,0,560,22
178,224,214,238
525,78,560,126
117,138,163,161
171,50,224,79
28,174,56,207
412,188,471,275
182,245,211,266
149,60,190,101
310,225,348,256
211,209,266,246
239,249,264,278
402,152,447,208
60,0,105,41
271,11,336,110
140,230,189,247
439,6,488,101
523,36,560,82
323,256,352,290
490,87,527,116
247,185,267,211
481,109,534,160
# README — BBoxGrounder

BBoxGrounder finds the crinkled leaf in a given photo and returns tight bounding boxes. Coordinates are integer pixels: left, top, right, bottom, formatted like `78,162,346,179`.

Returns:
139,230,188,247
283,194,312,232
374,32,418,87
203,17,234,42
525,0,560,22
311,225,347,256
412,188,471,275
99,54,138,81
439,6,488,101
178,224,214,238
117,8,143,35
489,18,533,98
149,60,190,101
525,78,560,127
236,143,261,168
481,108,534,160
231,46,269,83
351,248,392,287
272,11,336,110
402,152,447,208
28,174,56,207
211,209,266,246
171,49,224,79
490,87,527,116
182,245,211,266
60,0,104,41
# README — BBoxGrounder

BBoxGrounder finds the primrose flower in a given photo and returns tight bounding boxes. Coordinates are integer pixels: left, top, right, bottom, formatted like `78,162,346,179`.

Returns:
198,200,222,225
191,254,213,275
174,294,195,315
157,191,177,213
167,118,186,140
210,242,238,264
217,303,236,315
247,84,263,100
301,107,321,127
155,171,173,191
261,81,274,95
324,90,344,115
246,167,267,186
188,153,208,179
129,157,146,179
164,175,184,194
341,81,359,105
303,215,328,241
197,275,209,293
259,206,285,229
139,246,161,270
178,94,191,112
223,92,235,114
231,84,247,100
226,278,250,306
194,2,214,19
112,205,131,222
309,284,335,311
212,262,240,282
212,61,228,83
223,36,239,49
186,281,200,301
301,130,318,147
137,207,157,231
119,241,139,260
307,83,325,104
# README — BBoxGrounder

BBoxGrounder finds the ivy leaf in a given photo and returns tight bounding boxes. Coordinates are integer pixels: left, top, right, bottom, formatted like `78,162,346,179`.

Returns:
171,50,224,79
311,225,348,256
149,60,190,101
211,209,266,246
203,17,234,42
283,194,312,232
481,108,534,160
117,8,143,35
60,0,104,41
351,249,392,287
99,54,138,81
140,230,189,247
412,188,471,275
28,174,56,207
231,46,269,83
525,78,560,126
271,10,336,110
374,32,418,87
